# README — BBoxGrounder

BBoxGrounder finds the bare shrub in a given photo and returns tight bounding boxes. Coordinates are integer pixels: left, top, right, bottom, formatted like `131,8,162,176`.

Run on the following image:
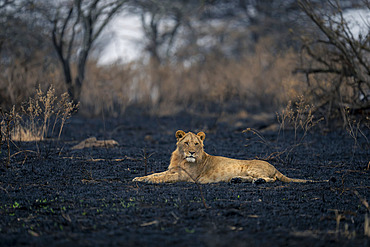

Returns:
296,0,370,123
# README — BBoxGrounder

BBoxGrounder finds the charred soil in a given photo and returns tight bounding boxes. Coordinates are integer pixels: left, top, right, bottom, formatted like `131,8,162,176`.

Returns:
1,113,369,246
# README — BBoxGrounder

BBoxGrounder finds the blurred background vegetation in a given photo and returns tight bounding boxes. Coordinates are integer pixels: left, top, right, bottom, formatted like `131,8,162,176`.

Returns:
0,0,369,126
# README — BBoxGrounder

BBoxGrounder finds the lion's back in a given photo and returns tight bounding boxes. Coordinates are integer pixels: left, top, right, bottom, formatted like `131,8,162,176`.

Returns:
198,155,277,183
197,155,244,182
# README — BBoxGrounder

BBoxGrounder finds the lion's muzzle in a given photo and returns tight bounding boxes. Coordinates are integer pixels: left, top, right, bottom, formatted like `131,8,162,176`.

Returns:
185,156,196,163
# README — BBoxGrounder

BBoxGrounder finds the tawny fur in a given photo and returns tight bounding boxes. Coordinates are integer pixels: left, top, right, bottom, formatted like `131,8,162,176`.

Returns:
132,130,313,184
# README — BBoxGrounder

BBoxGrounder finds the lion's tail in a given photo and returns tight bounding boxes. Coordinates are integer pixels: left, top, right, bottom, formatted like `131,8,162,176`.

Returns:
275,170,327,183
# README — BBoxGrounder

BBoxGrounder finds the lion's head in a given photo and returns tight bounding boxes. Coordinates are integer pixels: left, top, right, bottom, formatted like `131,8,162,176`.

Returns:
175,130,206,163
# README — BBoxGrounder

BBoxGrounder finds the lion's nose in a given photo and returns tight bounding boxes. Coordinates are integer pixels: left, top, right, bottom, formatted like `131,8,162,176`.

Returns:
189,151,195,155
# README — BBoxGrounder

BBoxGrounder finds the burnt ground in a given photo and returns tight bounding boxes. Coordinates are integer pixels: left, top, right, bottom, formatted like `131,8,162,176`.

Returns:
0,112,369,247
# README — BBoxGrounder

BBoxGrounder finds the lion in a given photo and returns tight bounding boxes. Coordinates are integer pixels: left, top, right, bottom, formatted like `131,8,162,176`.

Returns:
132,130,316,184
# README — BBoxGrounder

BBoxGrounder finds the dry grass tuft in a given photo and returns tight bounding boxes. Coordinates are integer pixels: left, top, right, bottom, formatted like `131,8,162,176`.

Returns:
244,95,323,163
1,85,78,168
342,107,369,153
365,214,370,237
353,191,370,237
1,85,79,142
276,95,323,144
0,106,20,167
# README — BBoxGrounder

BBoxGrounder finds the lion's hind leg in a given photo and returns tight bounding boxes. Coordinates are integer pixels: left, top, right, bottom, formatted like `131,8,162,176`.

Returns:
230,176,275,184
229,175,255,183
256,176,275,183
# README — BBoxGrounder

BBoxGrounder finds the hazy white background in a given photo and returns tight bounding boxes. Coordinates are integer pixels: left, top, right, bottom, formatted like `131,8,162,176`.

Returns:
96,8,370,66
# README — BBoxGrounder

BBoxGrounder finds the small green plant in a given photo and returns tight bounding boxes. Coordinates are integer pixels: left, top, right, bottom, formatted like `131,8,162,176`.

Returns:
12,201,20,209
185,228,195,234
35,198,48,204
120,198,136,209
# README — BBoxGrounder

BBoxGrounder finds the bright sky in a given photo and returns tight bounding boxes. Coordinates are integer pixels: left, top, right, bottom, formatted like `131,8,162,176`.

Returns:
342,8,370,39
95,13,144,65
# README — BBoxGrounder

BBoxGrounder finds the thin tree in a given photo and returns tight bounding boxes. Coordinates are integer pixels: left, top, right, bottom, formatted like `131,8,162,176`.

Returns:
51,0,126,102
131,0,188,64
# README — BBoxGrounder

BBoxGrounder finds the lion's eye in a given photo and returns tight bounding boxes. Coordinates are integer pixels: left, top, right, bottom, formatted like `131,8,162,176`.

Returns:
195,143,199,145
184,142,189,146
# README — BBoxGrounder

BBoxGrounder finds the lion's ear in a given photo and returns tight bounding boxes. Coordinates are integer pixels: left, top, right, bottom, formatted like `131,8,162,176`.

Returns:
197,132,206,141
176,130,186,141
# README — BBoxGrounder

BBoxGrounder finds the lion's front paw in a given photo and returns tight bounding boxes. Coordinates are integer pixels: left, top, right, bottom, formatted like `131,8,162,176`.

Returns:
132,176,146,182
132,175,160,183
